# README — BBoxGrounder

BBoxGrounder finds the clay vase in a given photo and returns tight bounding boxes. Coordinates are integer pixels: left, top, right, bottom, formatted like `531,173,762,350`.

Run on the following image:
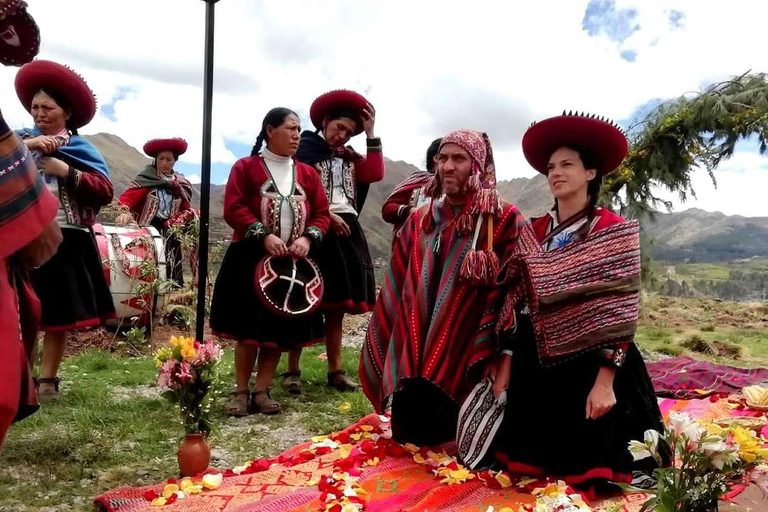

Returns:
177,433,211,476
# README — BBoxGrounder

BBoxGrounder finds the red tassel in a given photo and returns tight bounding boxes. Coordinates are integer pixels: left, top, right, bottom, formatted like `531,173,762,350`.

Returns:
421,199,436,233
459,249,501,286
423,176,442,199
455,211,474,235
474,188,502,217
465,173,481,193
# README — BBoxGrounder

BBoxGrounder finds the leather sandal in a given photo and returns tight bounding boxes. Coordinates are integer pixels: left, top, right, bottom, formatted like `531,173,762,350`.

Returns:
225,389,250,417
250,390,281,415
327,370,359,392
279,371,302,395
37,377,60,403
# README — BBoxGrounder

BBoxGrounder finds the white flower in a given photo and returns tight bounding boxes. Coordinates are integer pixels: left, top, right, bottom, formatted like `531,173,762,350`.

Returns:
644,429,661,456
629,440,652,461
712,450,740,470
700,436,727,455
668,411,703,444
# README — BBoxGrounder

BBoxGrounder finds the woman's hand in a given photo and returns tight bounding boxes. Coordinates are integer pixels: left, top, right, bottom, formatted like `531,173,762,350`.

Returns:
41,157,69,178
288,236,311,259
264,234,289,257
586,367,617,419
482,354,512,397
361,102,376,138
330,213,351,237
24,135,62,154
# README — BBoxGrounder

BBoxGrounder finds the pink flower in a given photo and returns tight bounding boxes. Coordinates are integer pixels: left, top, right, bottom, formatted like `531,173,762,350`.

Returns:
157,360,179,390
194,340,222,366
175,361,194,383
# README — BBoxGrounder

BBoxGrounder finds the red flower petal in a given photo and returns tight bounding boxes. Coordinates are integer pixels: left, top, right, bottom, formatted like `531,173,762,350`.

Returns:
143,490,160,501
165,493,178,505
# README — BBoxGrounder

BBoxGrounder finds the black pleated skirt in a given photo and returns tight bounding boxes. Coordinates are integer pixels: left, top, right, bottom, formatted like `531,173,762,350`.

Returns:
209,237,325,350
313,213,376,314
31,226,115,332
493,315,665,495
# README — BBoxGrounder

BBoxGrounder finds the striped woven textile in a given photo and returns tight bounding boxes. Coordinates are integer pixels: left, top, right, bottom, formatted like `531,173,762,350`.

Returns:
517,220,641,364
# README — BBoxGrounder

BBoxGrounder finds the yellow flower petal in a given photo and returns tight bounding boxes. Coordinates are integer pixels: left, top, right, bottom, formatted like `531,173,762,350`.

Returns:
339,444,354,459
350,433,362,442
338,402,352,412
312,435,328,443
151,497,167,506
449,469,471,480
201,473,223,490
403,443,420,453
359,425,374,432
307,478,320,487
518,478,538,487
495,472,513,488
413,453,427,464
162,484,180,498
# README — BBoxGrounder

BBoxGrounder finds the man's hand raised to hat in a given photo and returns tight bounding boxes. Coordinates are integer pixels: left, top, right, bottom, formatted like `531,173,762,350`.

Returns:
264,234,289,258
361,103,376,138
288,236,311,259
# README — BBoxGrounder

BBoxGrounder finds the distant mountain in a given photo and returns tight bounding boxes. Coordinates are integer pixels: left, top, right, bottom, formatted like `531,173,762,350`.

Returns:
641,208,768,262
84,133,768,263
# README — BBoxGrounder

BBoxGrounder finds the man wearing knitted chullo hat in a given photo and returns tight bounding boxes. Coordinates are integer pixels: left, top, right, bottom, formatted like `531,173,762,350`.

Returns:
360,129,539,446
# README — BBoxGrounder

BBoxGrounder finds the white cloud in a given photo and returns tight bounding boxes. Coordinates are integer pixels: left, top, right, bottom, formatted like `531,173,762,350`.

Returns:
185,174,202,185
2,0,767,215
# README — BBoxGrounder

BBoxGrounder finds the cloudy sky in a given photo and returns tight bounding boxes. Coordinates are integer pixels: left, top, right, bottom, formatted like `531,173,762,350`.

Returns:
3,0,768,216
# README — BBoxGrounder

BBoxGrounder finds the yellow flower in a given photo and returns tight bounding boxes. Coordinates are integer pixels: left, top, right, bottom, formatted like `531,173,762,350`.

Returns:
338,402,352,412
413,453,427,465
202,473,223,490
162,484,179,499
363,457,380,467
151,497,167,506
169,336,182,347
179,477,203,495
181,344,198,361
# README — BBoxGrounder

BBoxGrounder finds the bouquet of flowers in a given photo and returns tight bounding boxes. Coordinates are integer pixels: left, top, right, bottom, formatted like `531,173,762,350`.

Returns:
155,336,221,435
628,411,768,511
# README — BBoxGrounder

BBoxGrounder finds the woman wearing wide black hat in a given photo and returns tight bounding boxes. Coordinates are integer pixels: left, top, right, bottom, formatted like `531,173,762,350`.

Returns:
14,59,115,402
210,107,330,416
116,138,196,287
488,112,665,498
285,90,385,394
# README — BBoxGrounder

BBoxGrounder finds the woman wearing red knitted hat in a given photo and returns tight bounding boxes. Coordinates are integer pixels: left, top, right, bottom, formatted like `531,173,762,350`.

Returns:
13,60,115,402
490,112,665,498
116,138,196,287
286,90,385,394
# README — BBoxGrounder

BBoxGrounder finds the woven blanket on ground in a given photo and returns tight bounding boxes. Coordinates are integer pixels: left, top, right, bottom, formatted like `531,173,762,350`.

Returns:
95,396,768,512
94,413,652,512
515,220,641,364
649,356,768,399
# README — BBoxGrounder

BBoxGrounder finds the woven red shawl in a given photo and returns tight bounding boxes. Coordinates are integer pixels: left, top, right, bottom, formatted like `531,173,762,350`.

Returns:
514,220,641,365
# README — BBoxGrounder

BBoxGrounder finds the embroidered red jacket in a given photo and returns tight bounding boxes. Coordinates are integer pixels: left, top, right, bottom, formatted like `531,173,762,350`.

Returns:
223,156,331,242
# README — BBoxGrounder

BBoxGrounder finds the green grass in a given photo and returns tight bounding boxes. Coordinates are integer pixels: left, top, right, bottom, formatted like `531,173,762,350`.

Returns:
652,258,768,283
0,345,371,511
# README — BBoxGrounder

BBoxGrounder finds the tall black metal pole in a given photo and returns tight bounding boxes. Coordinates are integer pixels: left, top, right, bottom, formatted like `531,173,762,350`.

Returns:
195,0,219,342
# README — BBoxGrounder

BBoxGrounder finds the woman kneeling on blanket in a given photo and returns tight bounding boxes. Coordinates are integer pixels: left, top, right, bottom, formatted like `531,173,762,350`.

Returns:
488,113,665,499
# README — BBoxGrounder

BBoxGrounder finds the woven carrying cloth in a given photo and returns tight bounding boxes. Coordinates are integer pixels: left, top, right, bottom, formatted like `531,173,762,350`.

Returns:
514,220,641,365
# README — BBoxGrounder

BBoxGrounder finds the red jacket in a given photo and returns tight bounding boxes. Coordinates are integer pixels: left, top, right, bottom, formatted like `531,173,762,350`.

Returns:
118,180,193,227
224,156,331,242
